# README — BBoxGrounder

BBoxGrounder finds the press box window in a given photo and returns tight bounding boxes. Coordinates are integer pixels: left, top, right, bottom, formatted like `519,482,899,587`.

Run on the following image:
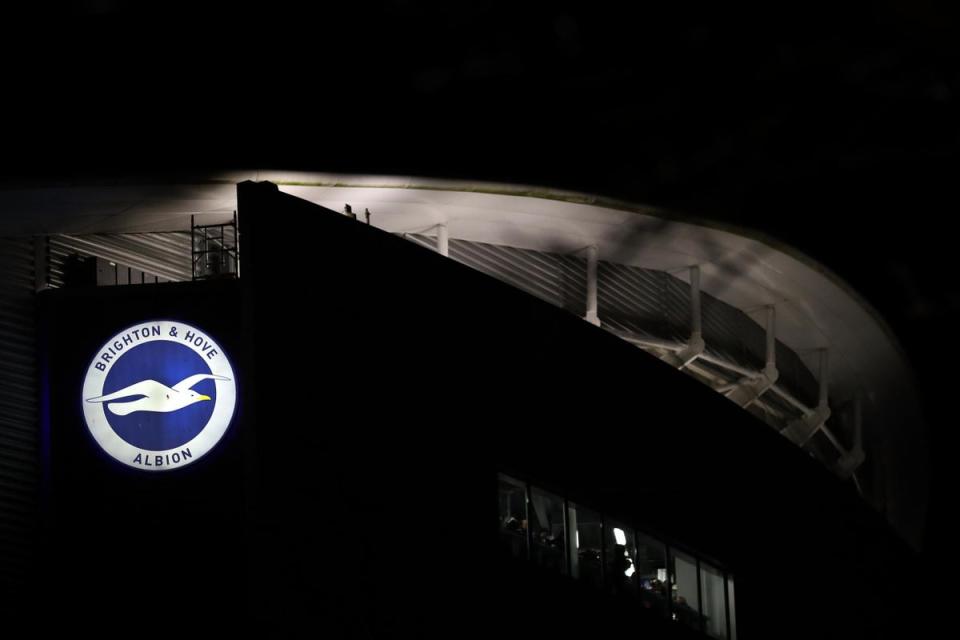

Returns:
727,574,737,640
605,520,638,596
700,561,728,639
670,548,701,631
567,502,603,588
636,532,669,618
528,487,566,575
498,474,527,560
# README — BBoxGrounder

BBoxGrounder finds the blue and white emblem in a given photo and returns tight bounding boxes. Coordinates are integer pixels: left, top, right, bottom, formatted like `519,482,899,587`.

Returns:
82,320,237,471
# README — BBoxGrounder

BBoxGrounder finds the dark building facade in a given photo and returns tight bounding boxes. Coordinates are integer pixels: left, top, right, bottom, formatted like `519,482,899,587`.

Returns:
0,182,915,638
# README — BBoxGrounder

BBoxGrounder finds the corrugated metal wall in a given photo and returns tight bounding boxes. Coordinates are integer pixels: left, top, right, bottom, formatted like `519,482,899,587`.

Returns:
0,231,194,606
0,236,39,605
48,232,192,287
596,263,689,343
447,238,587,315
412,234,820,414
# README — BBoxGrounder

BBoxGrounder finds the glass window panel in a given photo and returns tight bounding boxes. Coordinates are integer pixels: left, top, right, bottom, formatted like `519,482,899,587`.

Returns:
495,470,735,640
700,562,728,638
670,549,701,631
529,487,566,574
497,474,527,560
635,532,670,618
727,575,737,640
605,520,638,596
568,502,603,588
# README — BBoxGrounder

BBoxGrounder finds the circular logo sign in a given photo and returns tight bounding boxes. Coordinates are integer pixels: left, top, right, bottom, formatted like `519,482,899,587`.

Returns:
82,320,237,471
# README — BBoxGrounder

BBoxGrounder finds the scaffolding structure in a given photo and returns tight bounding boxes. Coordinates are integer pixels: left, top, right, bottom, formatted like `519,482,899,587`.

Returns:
191,212,239,280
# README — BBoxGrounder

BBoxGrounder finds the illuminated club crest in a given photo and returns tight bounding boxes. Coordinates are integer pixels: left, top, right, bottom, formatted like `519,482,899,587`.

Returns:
81,320,237,471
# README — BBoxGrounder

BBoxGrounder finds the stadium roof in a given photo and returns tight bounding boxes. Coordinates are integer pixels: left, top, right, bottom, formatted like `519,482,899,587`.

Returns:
0,170,927,547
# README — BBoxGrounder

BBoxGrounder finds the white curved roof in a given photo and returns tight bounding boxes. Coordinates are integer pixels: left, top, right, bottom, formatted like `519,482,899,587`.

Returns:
0,170,927,547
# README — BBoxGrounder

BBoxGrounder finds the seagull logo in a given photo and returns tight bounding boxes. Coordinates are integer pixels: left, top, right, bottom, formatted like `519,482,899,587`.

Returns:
85,374,231,416
82,320,237,472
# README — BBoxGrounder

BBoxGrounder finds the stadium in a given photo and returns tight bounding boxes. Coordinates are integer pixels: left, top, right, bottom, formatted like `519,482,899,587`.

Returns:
0,172,927,638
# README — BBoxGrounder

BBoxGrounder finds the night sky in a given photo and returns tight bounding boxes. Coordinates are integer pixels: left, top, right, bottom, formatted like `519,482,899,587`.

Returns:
4,0,959,600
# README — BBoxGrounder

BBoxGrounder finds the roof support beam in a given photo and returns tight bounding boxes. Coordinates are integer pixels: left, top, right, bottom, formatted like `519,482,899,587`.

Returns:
781,349,832,446
612,327,817,420
835,395,865,477
768,382,812,414
724,306,779,408
697,352,757,379
663,265,704,369
436,223,449,257
609,330,683,353
585,245,600,326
